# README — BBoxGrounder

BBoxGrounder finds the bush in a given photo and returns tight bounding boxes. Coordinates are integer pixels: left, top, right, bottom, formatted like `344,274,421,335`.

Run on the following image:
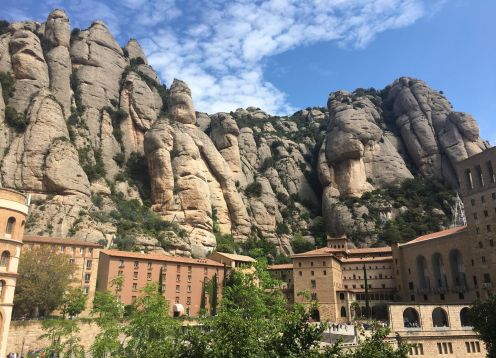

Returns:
113,152,125,167
245,181,262,198
5,106,27,132
215,233,238,253
0,71,16,102
78,147,106,182
291,235,314,254
0,20,9,35
259,157,273,172
276,222,290,235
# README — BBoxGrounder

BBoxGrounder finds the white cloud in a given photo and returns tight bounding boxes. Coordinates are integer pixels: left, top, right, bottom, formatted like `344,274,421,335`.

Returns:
43,0,443,115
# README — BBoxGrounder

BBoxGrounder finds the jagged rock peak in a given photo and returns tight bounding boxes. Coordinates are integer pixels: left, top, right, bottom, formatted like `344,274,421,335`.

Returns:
168,79,196,124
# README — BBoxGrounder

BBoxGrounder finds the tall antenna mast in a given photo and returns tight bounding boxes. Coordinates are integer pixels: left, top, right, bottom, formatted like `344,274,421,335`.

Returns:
451,193,467,227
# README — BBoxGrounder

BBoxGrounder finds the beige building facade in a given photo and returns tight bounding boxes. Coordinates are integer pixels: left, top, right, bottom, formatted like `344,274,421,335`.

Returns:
388,304,485,357
292,246,395,322
0,189,29,357
22,236,103,316
268,263,294,303
97,250,224,317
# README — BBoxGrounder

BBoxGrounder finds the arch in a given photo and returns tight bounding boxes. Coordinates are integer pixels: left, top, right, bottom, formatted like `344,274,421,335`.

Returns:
432,307,449,327
449,249,466,287
403,307,420,328
0,251,10,268
431,253,447,288
5,217,15,235
310,308,320,322
340,306,347,317
416,255,430,289
460,307,472,327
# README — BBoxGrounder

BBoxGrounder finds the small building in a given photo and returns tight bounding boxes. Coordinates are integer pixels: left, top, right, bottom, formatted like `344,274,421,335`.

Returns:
97,250,224,317
388,303,485,357
22,236,103,316
209,252,256,271
0,188,29,357
268,263,294,303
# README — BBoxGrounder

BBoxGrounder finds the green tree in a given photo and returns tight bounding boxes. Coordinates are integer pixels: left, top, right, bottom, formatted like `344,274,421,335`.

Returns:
200,280,207,316
61,287,87,318
122,283,179,357
352,325,410,358
292,233,315,254
15,246,77,318
90,278,125,358
40,319,85,358
210,273,218,316
469,295,496,357
158,266,164,294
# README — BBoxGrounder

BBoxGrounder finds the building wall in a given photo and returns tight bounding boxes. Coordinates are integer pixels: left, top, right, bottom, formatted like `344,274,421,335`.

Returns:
392,232,477,304
268,266,294,303
22,239,101,317
388,304,486,357
0,189,28,357
97,252,224,317
456,147,496,300
293,256,344,322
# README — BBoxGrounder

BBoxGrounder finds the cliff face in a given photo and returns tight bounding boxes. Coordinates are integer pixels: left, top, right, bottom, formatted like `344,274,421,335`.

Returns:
0,10,489,257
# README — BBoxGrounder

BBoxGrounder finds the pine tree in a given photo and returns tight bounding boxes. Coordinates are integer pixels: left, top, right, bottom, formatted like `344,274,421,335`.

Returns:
211,274,218,316
200,281,207,316
158,266,163,294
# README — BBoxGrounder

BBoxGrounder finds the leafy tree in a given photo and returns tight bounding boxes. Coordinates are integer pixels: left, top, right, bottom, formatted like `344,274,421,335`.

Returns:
14,246,77,318
40,319,85,358
90,280,125,358
469,295,496,357
122,283,179,357
0,20,9,36
199,280,207,316
292,233,315,254
158,266,164,294
352,325,410,358
61,287,87,318
210,273,218,316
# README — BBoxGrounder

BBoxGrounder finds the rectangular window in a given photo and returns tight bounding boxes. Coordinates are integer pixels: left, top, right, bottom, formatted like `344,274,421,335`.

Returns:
132,283,137,291
177,264,181,271
187,297,191,305
148,262,152,270
84,273,91,283
60,246,65,253
465,169,474,189
147,272,151,280
118,270,123,276
466,342,471,353
133,271,138,279
89,248,93,255
176,274,181,282
311,280,316,289
476,165,484,187
188,265,192,272
484,273,491,283
188,275,192,282
83,286,89,295
204,268,208,275
80,247,84,255
119,259,124,267
86,260,92,269
175,296,179,303
323,270,327,276
311,271,314,276
299,271,302,276
187,285,191,293
487,161,495,183
176,285,180,293
134,261,139,269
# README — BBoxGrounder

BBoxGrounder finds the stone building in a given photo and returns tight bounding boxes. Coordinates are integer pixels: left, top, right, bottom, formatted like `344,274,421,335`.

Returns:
392,147,496,304
97,250,224,317
0,189,29,357
268,263,294,303
388,304,485,357
292,245,396,322
22,236,103,316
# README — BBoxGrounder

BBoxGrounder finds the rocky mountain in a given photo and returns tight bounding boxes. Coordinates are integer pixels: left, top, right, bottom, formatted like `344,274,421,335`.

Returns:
0,10,489,258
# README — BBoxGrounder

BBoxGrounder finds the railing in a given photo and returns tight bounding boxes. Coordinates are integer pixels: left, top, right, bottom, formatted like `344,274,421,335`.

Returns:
482,282,493,289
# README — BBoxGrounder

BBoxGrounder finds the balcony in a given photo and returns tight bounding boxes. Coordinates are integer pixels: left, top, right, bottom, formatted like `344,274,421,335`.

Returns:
451,285,467,293
482,282,492,289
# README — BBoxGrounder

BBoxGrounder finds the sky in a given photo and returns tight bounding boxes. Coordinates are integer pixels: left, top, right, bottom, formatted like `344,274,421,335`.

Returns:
2,0,495,143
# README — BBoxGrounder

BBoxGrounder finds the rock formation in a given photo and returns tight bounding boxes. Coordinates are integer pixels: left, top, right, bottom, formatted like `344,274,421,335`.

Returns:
0,10,489,257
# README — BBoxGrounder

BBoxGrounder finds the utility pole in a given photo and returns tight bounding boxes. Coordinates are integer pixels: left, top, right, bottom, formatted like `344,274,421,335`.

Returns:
363,264,370,318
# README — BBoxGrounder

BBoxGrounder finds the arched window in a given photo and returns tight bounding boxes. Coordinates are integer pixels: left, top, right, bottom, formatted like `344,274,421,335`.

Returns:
6,217,15,235
403,308,420,328
432,253,447,288
449,250,466,287
432,307,449,327
341,306,347,317
0,251,10,267
416,255,429,289
460,307,472,327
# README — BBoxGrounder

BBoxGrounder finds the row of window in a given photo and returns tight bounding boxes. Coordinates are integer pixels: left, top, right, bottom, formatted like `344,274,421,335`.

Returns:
403,307,471,329
409,343,424,356
343,265,392,271
464,161,495,190
120,261,216,276
68,258,93,270
344,283,388,289
411,341,480,355
345,273,392,280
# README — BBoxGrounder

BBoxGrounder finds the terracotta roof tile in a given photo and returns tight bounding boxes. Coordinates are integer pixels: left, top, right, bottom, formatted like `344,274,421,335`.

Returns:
211,252,256,262
100,249,224,267
268,264,293,270
403,226,467,245
24,235,103,248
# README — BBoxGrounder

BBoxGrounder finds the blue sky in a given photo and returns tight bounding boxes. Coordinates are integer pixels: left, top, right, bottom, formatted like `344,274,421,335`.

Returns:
2,0,495,143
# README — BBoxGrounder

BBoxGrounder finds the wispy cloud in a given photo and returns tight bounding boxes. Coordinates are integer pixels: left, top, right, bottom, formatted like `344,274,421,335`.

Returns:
27,0,444,114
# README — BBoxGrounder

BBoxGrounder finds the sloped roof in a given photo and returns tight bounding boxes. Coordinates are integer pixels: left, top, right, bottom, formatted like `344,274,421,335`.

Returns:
401,226,467,246
101,249,224,267
24,235,103,248
268,264,293,270
212,252,257,262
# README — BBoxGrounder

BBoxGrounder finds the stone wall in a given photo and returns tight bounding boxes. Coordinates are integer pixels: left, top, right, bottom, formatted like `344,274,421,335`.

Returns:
6,320,99,354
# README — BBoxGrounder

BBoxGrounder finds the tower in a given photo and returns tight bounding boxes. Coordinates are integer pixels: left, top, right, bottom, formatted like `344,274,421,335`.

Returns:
0,189,29,356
